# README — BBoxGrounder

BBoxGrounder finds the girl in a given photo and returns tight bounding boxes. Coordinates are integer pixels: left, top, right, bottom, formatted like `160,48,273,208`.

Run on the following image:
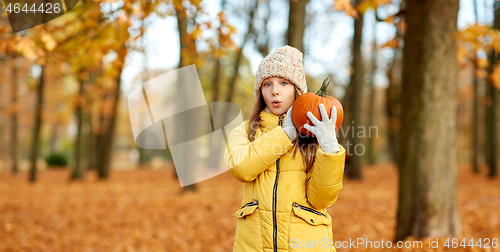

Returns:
224,45,346,252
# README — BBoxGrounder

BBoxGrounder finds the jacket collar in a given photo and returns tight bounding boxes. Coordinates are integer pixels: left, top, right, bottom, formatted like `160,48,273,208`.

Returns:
260,106,287,128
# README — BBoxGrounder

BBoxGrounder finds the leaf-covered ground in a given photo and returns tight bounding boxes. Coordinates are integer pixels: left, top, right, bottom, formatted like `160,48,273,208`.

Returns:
0,164,498,251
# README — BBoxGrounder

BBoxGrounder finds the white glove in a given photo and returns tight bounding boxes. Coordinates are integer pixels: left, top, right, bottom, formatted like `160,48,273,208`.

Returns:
303,104,340,153
282,106,299,142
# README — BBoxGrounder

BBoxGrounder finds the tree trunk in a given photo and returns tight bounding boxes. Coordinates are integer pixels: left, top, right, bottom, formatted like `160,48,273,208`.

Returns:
137,147,147,166
97,72,122,179
209,0,225,105
472,0,481,174
93,93,106,171
385,49,401,165
485,58,499,178
254,0,271,57
49,122,60,154
347,0,364,180
367,11,378,166
287,0,308,53
210,58,222,103
97,47,126,179
80,72,94,171
11,57,19,174
206,54,222,170
484,1,500,178
472,59,481,174
88,112,96,170
96,80,120,179
385,0,405,166
176,5,197,68
339,78,353,148
176,4,197,191
90,61,105,171
29,64,45,183
223,0,258,105
138,38,149,168
396,0,460,240
71,74,85,180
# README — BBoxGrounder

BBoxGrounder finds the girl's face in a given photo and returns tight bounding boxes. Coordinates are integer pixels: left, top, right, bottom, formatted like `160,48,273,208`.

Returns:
261,76,296,115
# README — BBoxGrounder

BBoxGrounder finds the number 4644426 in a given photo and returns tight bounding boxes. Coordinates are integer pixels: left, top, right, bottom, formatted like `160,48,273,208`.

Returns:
5,3,61,14
444,238,498,248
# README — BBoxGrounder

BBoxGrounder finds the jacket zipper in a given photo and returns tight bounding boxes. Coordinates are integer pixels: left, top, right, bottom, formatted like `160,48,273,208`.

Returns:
292,202,327,217
273,114,284,252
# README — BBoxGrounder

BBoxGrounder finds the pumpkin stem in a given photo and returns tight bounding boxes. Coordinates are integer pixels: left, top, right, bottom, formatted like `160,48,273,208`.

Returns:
316,77,330,97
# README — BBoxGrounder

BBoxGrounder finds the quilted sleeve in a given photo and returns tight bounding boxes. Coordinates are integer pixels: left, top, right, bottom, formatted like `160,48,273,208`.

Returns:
224,121,294,183
305,144,346,209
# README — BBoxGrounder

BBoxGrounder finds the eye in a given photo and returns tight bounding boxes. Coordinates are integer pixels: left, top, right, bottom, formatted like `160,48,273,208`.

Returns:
264,83,271,87
281,81,288,85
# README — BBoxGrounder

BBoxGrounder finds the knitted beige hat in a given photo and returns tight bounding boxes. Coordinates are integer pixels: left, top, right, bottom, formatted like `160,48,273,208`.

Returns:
254,45,307,97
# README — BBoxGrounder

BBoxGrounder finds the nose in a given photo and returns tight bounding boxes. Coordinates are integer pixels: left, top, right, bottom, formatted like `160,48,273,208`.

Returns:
272,84,279,96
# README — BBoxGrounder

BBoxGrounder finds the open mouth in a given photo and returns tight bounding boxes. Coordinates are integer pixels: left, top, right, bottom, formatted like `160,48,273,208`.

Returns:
272,101,281,107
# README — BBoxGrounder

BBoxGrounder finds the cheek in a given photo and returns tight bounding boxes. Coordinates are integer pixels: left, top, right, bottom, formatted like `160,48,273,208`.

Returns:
261,91,271,103
285,86,296,98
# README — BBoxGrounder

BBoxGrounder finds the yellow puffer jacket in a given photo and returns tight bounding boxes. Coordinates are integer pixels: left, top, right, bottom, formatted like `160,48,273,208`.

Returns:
224,108,346,252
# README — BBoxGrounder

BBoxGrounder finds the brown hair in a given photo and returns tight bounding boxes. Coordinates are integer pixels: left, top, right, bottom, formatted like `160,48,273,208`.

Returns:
247,87,319,173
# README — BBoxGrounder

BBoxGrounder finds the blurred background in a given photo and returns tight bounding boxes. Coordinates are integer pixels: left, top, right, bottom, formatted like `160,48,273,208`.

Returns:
0,0,499,251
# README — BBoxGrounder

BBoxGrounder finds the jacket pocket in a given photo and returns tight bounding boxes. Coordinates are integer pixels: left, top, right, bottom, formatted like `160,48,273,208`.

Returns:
232,200,263,251
291,202,330,226
289,202,332,251
232,200,259,220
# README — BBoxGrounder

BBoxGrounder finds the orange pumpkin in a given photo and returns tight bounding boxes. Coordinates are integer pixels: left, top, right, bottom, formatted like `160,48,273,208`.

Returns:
292,77,344,137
